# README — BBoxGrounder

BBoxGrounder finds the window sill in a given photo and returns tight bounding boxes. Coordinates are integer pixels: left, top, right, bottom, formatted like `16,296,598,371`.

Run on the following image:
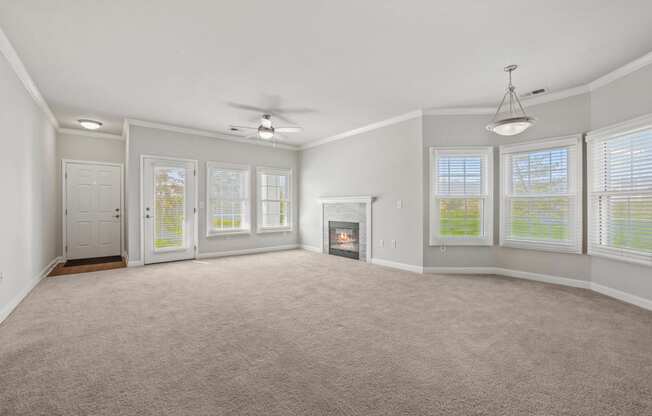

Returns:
430,237,493,247
257,227,293,234
500,239,581,254
588,247,652,267
206,230,251,237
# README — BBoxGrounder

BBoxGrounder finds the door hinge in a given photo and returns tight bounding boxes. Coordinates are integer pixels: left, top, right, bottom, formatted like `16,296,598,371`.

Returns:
65,172,68,180
194,169,196,176
194,207,197,214
65,209,67,215
65,245,68,252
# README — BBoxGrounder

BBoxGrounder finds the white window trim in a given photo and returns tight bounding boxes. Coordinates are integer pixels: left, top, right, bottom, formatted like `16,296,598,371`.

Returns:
206,161,251,237
256,166,293,233
429,146,494,246
499,134,583,254
586,113,652,267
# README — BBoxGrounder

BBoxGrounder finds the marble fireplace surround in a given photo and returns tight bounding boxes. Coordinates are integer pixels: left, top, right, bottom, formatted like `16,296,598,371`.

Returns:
318,196,374,262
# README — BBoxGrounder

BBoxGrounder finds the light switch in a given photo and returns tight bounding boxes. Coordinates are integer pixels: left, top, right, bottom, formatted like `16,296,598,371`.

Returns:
392,239,397,248
396,199,403,209
380,239,384,247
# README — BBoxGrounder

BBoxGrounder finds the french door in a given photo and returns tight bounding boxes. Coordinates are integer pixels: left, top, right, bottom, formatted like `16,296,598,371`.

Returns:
143,157,197,264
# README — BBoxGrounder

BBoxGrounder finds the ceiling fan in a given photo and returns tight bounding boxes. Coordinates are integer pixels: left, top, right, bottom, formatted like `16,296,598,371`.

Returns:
230,114,302,142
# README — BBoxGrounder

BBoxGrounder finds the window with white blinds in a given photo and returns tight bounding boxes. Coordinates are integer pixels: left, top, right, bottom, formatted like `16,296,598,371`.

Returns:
500,135,582,253
587,116,652,266
257,167,292,232
206,162,250,235
430,147,493,245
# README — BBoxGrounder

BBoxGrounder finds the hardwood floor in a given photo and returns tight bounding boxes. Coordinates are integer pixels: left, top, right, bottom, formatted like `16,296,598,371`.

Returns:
49,256,126,276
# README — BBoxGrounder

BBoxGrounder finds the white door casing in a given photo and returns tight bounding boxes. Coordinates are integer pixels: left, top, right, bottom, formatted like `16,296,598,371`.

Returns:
142,157,197,264
64,161,122,259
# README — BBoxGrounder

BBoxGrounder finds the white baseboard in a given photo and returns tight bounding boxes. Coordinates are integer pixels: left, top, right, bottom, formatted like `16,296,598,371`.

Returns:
371,258,424,274
127,259,144,267
424,266,496,275
493,267,591,289
300,245,321,253
424,266,590,289
590,282,652,311
197,244,299,259
0,256,63,324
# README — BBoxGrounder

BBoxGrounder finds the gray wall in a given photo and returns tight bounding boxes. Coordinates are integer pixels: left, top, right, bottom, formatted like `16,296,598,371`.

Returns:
56,132,125,256
423,94,591,281
0,49,58,320
299,117,423,267
588,62,652,300
126,125,300,263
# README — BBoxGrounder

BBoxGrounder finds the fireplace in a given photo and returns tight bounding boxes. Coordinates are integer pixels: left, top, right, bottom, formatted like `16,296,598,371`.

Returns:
329,221,360,260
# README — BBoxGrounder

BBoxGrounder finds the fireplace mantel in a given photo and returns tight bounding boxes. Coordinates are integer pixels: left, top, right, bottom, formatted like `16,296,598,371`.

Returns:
318,196,375,205
318,196,374,262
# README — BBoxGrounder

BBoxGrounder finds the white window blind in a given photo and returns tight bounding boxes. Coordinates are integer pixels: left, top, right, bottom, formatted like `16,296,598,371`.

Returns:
430,147,493,246
500,136,582,253
154,166,186,250
206,162,250,235
587,118,652,266
257,167,292,232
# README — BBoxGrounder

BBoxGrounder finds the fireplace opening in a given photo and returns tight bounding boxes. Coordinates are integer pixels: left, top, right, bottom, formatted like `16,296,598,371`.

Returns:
329,221,360,260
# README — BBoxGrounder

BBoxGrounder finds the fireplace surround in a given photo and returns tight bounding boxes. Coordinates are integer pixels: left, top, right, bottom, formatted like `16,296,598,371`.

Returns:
318,196,374,262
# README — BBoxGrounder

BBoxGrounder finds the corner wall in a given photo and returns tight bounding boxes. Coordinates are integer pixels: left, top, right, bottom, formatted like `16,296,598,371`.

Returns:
299,117,424,268
0,48,58,322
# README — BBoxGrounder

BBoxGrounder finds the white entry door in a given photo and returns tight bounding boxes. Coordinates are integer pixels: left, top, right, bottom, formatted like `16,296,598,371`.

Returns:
143,157,197,264
66,162,122,259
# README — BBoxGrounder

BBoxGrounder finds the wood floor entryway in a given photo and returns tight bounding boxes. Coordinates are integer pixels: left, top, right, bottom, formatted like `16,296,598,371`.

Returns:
49,256,126,276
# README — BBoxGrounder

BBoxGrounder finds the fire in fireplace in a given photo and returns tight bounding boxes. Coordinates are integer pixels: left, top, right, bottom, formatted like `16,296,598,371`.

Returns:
329,221,360,259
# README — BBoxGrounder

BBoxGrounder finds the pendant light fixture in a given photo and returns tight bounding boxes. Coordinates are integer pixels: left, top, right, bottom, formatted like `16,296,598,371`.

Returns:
486,65,536,136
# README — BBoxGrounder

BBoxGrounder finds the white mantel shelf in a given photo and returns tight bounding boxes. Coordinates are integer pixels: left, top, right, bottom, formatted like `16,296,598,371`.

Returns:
318,196,375,262
318,196,375,204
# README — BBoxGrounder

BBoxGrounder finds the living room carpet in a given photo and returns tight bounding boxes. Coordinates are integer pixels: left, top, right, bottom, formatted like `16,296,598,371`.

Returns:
1,250,651,415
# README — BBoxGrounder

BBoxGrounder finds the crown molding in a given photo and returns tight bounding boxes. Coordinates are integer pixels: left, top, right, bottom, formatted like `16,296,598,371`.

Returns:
0,26,59,129
57,127,124,141
301,110,423,150
589,50,652,91
125,118,300,151
424,107,494,116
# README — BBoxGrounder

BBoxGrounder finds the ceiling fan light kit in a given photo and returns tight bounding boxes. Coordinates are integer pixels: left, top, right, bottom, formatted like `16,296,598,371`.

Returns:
486,65,536,136
230,113,302,142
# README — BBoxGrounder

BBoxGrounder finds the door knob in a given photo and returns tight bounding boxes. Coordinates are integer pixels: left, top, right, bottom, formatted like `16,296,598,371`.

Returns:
145,214,151,219
114,214,120,218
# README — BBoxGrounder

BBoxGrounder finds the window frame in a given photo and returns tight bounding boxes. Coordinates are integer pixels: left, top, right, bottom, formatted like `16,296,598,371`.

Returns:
499,135,583,254
586,113,652,266
205,161,251,237
256,166,293,233
429,146,494,246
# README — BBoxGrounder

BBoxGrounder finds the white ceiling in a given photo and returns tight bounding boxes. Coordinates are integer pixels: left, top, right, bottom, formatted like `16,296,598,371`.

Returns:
1,1,652,145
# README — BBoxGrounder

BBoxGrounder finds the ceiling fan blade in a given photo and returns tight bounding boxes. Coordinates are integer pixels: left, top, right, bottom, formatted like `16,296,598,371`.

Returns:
275,126,302,133
229,125,258,130
227,102,269,113
269,107,316,115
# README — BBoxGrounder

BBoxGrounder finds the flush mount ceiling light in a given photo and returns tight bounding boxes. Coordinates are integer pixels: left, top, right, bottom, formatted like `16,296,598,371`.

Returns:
78,119,103,130
486,65,536,136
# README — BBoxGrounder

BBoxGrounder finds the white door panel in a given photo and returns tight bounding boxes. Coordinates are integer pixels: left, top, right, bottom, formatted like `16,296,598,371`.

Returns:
66,163,121,259
143,158,197,264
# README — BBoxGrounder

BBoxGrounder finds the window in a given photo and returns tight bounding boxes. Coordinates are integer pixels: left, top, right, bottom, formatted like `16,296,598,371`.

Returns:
257,167,292,232
500,135,582,253
430,147,493,245
206,162,250,235
587,115,652,266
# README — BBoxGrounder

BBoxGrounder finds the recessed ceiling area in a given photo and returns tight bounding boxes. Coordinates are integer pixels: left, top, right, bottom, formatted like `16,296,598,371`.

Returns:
1,0,652,144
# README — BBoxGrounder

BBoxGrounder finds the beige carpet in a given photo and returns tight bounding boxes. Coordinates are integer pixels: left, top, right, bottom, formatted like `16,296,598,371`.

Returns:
1,250,651,415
